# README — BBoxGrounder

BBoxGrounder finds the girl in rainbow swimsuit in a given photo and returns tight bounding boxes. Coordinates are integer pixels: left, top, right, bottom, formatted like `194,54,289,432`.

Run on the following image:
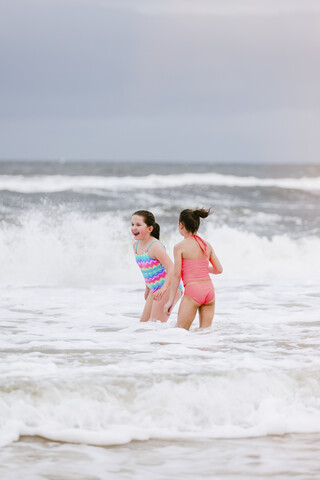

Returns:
132,210,182,322
164,208,223,330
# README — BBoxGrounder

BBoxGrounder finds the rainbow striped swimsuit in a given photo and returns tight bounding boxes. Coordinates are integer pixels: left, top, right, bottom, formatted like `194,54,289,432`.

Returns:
135,240,167,292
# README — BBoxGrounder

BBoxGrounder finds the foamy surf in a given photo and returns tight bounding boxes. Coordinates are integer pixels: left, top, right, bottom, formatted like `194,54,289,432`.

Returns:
0,212,319,286
1,161,320,480
1,330,320,448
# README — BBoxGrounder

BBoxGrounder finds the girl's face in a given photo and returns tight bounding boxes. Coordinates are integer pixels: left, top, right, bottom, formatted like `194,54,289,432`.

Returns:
131,215,153,240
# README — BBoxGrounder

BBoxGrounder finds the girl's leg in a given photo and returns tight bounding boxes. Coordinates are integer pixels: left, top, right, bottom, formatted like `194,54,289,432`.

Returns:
198,300,215,328
140,289,154,322
150,288,181,322
176,295,199,330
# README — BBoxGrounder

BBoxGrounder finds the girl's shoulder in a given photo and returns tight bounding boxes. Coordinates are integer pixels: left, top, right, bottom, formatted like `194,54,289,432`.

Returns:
148,238,166,253
174,239,187,252
204,238,212,249
203,239,213,255
147,239,168,261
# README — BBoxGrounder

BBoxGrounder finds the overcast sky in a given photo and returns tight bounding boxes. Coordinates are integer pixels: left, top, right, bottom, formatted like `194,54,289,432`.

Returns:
0,0,319,162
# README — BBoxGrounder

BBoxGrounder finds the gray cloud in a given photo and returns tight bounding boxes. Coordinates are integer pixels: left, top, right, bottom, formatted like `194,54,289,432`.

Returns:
77,0,320,15
0,0,319,161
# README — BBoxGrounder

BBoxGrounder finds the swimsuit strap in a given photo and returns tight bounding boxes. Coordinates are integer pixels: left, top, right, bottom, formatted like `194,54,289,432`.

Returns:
146,240,165,251
192,234,208,257
146,240,158,251
135,239,165,254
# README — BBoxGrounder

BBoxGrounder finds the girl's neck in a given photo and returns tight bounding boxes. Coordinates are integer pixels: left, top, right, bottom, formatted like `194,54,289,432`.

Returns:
183,232,196,239
138,236,154,248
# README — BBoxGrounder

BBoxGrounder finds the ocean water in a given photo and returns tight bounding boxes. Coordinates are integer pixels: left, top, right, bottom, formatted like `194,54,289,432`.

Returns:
0,160,319,480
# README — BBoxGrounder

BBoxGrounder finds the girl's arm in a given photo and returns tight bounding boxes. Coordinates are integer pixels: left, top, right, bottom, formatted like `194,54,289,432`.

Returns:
144,286,151,300
149,243,173,300
208,243,223,274
164,244,182,315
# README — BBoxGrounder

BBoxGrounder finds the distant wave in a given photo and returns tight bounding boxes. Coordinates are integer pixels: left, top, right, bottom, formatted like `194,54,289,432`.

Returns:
1,173,320,193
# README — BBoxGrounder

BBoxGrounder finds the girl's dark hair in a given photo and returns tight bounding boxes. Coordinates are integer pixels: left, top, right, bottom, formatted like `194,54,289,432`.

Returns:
133,210,160,239
179,208,211,234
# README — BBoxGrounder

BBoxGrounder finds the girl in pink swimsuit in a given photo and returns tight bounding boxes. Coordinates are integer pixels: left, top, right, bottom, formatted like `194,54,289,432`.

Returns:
164,209,223,330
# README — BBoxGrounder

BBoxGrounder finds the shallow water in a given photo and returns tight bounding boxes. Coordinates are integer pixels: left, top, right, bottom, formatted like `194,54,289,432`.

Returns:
1,434,320,480
1,282,320,479
1,161,320,478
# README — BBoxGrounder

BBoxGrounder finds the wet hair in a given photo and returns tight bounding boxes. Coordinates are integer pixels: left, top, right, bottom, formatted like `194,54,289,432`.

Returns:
133,210,160,239
179,208,211,234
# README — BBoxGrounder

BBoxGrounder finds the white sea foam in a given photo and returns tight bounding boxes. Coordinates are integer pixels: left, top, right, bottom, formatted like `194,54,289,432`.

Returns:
0,212,319,287
1,372,320,447
205,224,320,282
1,173,320,193
0,212,138,286
0,289,320,449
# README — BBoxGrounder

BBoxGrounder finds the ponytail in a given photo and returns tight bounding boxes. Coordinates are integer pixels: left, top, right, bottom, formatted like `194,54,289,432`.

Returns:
152,222,160,240
194,208,211,219
179,208,211,233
